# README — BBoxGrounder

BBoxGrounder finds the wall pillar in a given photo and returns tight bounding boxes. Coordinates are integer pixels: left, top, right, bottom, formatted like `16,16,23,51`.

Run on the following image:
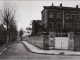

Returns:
68,31,74,50
49,31,55,49
43,32,49,50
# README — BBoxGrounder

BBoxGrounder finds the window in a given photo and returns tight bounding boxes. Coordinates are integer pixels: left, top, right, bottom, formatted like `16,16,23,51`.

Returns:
66,23,70,29
49,12,53,18
76,14,79,20
57,22,62,28
71,14,75,19
49,22,53,29
71,23,75,29
57,13,61,18
66,13,70,19
76,23,79,29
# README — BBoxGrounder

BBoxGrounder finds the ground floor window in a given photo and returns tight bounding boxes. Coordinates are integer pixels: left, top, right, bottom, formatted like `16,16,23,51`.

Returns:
66,23,70,29
71,23,75,29
76,23,80,29
57,22,62,29
49,22,53,29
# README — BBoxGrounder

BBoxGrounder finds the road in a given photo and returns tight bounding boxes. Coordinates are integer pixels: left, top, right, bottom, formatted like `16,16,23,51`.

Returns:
0,39,80,59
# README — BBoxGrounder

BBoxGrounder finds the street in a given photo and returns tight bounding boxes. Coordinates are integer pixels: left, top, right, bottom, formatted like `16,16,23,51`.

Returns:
0,38,80,59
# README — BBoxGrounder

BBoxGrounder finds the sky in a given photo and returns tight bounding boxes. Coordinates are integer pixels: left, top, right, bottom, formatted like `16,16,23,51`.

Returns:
0,0,80,31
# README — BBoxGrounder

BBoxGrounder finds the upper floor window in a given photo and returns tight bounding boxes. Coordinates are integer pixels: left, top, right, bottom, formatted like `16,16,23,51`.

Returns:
49,12,53,18
76,14,79,20
66,13,70,19
71,14,75,19
57,22,62,28
57,13,61,18
49,22,53,29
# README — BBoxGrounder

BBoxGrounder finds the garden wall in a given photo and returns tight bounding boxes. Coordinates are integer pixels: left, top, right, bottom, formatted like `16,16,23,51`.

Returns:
26,35,43,49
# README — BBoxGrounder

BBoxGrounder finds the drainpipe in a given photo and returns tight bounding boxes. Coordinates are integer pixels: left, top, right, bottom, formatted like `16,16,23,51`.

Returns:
63,10,64,29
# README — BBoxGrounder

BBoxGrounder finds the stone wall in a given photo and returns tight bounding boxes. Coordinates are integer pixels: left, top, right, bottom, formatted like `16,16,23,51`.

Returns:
74,33,80,51
26,35,43,49
68,32,74,50
43,33,49,50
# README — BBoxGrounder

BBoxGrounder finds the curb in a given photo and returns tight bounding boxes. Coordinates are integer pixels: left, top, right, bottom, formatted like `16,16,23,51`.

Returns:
22,41,59,55
0,40,17,56
22,41,80,56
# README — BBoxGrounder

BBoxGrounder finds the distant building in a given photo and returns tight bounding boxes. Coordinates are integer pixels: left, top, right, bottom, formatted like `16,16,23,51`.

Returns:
41,3,80,51
32,20,42,35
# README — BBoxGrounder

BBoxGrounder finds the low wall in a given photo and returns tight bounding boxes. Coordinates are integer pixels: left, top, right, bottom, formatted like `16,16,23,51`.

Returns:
26,35,43,49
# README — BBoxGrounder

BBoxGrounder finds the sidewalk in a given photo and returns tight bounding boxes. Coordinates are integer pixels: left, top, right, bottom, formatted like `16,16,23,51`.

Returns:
0,44,7,55
0,40,17,56
22,41,80,56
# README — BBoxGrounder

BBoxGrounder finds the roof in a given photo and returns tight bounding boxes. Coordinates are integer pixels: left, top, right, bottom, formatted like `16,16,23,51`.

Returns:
44,6,80,11
33,20,42,23
41,4,80,13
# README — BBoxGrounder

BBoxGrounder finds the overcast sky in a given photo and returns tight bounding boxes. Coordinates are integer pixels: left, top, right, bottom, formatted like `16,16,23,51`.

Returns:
0,0,80,31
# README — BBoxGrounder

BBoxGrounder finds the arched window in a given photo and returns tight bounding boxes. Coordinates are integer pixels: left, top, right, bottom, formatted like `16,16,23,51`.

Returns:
66,23,70,29
66,13,70,19
71,14,75,19
57,22,62,28
49,12,53,18
76,14,79,20
57,13,61,18
71,23,75,29
49,22,53,29
76,23,79,29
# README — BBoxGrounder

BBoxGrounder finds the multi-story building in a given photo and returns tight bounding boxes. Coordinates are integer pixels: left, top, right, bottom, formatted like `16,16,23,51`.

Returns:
32,20,42,35
41,3,80,31
41,3,80,51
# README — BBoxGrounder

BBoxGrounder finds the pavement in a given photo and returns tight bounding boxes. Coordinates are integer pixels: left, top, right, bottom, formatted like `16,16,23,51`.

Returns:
0,44,7,55
0,41,16,56
1,39,80,59
22,41,80,56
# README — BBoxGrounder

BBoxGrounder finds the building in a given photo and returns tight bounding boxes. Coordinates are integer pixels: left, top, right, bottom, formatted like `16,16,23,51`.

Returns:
41,3,80,51
32,20,42,35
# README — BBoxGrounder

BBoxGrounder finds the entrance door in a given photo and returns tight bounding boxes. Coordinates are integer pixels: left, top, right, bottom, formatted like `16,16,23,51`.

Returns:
55,33,68,49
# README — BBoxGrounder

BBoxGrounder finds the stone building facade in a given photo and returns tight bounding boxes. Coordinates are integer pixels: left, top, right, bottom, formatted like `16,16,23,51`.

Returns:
42,3,80,51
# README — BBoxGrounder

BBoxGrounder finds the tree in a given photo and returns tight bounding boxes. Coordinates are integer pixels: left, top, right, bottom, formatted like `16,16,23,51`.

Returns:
19,29,23,41
26,27,32,31
9,20,18,42
0,2,18,47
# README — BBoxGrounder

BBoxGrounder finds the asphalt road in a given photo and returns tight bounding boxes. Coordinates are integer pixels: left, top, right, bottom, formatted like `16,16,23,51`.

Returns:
0,38,80,59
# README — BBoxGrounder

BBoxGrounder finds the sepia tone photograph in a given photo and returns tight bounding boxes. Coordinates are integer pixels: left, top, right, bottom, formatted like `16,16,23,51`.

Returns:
0,0,80,60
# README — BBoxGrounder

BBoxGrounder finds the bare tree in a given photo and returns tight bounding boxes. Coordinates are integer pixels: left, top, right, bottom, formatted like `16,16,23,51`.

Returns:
0,2,17,47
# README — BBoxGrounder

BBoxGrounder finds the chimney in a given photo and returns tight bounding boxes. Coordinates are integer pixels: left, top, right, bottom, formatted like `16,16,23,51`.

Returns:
52,3,53,6
76,5,78,8
60,3,62,7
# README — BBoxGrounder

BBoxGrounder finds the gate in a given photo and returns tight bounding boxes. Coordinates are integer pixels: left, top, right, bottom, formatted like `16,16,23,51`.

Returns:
55,32,68,49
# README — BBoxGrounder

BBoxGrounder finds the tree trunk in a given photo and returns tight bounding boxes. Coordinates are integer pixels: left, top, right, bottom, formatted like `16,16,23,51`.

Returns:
6,34,8,47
